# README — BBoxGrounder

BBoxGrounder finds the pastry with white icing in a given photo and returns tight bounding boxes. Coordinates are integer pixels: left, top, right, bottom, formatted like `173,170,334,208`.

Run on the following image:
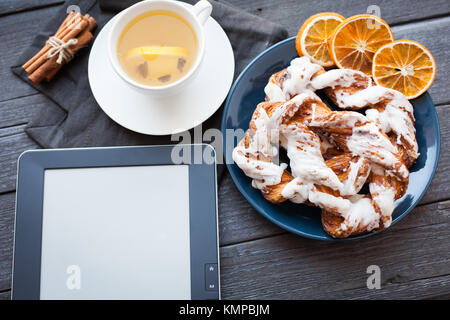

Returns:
233,57,418,238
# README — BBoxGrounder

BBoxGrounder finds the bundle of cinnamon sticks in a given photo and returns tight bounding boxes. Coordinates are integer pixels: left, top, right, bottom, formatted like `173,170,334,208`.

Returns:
22,11,97,85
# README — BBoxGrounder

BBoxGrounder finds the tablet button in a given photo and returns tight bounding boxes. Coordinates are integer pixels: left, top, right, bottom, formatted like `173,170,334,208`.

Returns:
205,263,218,291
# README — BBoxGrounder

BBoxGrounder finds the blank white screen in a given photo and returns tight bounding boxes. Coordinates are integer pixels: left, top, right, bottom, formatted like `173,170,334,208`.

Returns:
40,165,191,300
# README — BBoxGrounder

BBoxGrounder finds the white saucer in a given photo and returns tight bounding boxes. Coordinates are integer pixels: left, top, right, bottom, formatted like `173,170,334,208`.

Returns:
88,9,235,135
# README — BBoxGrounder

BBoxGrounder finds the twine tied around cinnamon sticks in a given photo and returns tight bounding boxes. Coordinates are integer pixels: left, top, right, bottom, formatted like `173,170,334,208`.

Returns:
46,36,78,64
22,11,97,85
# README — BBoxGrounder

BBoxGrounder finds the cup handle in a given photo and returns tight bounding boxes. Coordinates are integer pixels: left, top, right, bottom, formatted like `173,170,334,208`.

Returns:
191,0,212,25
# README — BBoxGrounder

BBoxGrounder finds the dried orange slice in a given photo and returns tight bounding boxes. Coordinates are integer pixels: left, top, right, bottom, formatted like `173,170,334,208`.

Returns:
329,14,394,75
295,12,345,67
372,40,436,99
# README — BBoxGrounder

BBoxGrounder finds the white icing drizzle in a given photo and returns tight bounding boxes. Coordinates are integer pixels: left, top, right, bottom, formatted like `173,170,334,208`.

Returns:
347,122,409,179
311,68,370,91
233,95,394,232
234,56,418,236
264,57,418,159
344,157,370,195
265,57,322,102
306,109,409,179
339,195,380,232
232,107,286,189
264,81,285,103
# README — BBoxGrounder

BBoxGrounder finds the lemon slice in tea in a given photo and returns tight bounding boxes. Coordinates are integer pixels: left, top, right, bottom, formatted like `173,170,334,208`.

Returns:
125,46,189,61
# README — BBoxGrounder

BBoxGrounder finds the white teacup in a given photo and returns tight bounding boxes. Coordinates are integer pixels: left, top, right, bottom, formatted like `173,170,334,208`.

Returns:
108,0,212,96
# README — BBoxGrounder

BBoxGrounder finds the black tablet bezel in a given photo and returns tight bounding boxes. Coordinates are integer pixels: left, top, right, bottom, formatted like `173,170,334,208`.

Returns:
12,144,219,300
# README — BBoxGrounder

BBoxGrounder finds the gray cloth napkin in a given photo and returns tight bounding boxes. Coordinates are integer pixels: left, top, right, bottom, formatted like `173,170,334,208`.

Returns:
11,0,288,180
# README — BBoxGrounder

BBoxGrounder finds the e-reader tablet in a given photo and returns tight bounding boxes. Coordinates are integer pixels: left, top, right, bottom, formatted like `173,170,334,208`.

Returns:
12,144,219,300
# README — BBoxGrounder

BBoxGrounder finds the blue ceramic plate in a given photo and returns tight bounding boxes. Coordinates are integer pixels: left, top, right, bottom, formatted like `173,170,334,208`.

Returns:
222,37,441,241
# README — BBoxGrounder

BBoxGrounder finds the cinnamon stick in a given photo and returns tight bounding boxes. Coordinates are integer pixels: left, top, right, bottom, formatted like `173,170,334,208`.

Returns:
55,11,76,36
24,15,88,74
53,13,84,43
22,12,79,70
29,31,94,85
43,15,97,82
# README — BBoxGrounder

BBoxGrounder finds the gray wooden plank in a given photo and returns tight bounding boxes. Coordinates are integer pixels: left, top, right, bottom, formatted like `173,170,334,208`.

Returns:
419,104,450,204
0,0,62,16
397,200,450,230
0,194,449,297
0,290,11,300
219,175,284,246
0,124,27,139
315,274,450,300
0,192,15,292
0,5,60,102
219,207,450,299
0,93,56,129
0,132,38,193
223,0,450,31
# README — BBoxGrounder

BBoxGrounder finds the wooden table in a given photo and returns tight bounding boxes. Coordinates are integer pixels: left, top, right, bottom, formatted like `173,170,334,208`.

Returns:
0,0,449,300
